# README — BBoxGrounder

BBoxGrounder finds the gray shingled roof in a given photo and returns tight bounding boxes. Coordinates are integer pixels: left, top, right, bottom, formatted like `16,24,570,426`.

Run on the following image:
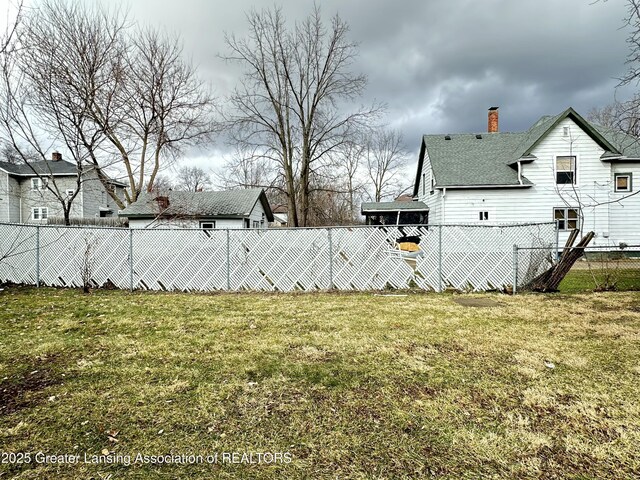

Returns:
119,189,274,221
592,124,640,159
423,132,531,187
0,160,78,176
413,107,637,194
361,201,429,213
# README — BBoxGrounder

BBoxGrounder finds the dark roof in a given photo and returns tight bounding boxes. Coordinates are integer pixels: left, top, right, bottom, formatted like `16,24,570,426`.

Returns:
412,107,637,195
119,189,274,221
0,160,127,186
0,160,78,176
592,124,640,159
361,201,429,214
420,132,531,188
272,203,288,214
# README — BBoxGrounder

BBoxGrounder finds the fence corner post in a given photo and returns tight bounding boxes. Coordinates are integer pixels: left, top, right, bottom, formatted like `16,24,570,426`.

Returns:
35,225,40,288
512,244,519,295
129,228,134,292
226,229,231,290
438,225,443,292
328,228,333,290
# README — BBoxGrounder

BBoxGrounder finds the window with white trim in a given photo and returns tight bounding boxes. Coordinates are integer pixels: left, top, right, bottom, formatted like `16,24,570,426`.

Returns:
66,189,75,197
252,220,260,228
478,211,489,221
200,221,215,231
556,155,576,184
422,173,426,195
32,207,48,220
614,173,632,192
31,178,41,190
554,207,579,231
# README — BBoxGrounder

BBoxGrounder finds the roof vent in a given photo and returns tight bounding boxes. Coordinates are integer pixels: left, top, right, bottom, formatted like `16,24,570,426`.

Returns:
476,134,482,139
444,135,451,140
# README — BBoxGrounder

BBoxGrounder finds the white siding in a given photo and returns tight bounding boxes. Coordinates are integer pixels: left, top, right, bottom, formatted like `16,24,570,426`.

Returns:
19,175,82,223
429,118,636,247
248,199,268,228
81,170,125,218
416,148,442,223
129,217,247,230
609,162,640,246
7,176,21,222
0,172,8,222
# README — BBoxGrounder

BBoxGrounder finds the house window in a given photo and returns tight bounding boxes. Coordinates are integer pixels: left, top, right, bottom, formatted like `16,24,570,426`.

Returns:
31,178,42,190
32,207,48,220
614,173,632,192
244,219,250,228
66,189,75,197
430,177,435,195
422,173,426,195
556,155,576,184
200,221,215,231
554,207,579,231
478,211,489,221
252,220,260,228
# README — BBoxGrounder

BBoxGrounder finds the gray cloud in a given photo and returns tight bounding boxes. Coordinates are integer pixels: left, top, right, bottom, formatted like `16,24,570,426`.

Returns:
36,0,638,165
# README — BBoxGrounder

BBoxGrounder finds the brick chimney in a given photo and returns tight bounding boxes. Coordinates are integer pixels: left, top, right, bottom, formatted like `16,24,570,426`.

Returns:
488,107,499,133
51,151,62,162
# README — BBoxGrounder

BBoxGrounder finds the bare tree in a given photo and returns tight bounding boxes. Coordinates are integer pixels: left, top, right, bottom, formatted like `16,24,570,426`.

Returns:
0,0,22,55
223,5,380,226
587,96,640,137
329,139,367,220
175,166,211,191
365,128,409,202
215,145,278,190
5,0,217,211
0,20,88,225
151,174,174,194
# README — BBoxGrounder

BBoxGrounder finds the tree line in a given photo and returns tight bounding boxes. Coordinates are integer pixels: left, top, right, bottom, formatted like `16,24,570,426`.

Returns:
0,0,410,226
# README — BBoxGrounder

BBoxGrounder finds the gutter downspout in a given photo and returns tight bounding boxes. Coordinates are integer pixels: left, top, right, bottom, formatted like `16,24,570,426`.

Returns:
19,197,22,223
517,161,523,185
441,187,446,222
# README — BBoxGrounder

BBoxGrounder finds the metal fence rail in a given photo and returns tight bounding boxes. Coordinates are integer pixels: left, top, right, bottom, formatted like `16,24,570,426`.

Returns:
0,222,556,293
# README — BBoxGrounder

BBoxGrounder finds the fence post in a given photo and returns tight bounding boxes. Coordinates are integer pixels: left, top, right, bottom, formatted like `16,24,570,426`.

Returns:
512,244,519,295
226,229,231,290
328,228,333,290
35,225,40,287
438,225,443,292
555,220,560,262
129,228,134,292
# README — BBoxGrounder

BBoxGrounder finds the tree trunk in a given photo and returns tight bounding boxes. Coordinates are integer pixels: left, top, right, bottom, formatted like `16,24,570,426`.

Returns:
525,231,595,292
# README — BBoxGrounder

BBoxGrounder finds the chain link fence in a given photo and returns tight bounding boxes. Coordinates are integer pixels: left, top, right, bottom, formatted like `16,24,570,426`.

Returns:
0,222,555,293
514,243,640,292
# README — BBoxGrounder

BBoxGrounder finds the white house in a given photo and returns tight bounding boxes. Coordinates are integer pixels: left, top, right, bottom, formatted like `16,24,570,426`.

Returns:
405,107,640,248
0,152,126,223
119,188,274,229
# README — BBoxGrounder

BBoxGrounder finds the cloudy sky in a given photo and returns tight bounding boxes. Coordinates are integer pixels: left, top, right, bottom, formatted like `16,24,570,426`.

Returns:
4,0,636,171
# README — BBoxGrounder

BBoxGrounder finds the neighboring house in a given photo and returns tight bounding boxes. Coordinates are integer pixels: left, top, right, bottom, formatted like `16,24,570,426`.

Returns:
270,204,289,227
403,107,640,247
0,152,126,223
119,189,275,229
361,194,429,225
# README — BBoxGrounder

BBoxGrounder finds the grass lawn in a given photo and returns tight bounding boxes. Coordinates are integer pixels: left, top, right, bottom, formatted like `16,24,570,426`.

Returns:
559,263,640,294
0,281,639,478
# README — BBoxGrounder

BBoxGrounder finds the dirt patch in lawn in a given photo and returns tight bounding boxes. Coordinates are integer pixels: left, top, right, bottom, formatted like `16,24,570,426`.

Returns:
0,354,69,415
452,297,501,308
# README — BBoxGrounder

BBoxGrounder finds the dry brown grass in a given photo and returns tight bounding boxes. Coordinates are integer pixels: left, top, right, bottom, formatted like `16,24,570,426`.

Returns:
0,286,638,478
